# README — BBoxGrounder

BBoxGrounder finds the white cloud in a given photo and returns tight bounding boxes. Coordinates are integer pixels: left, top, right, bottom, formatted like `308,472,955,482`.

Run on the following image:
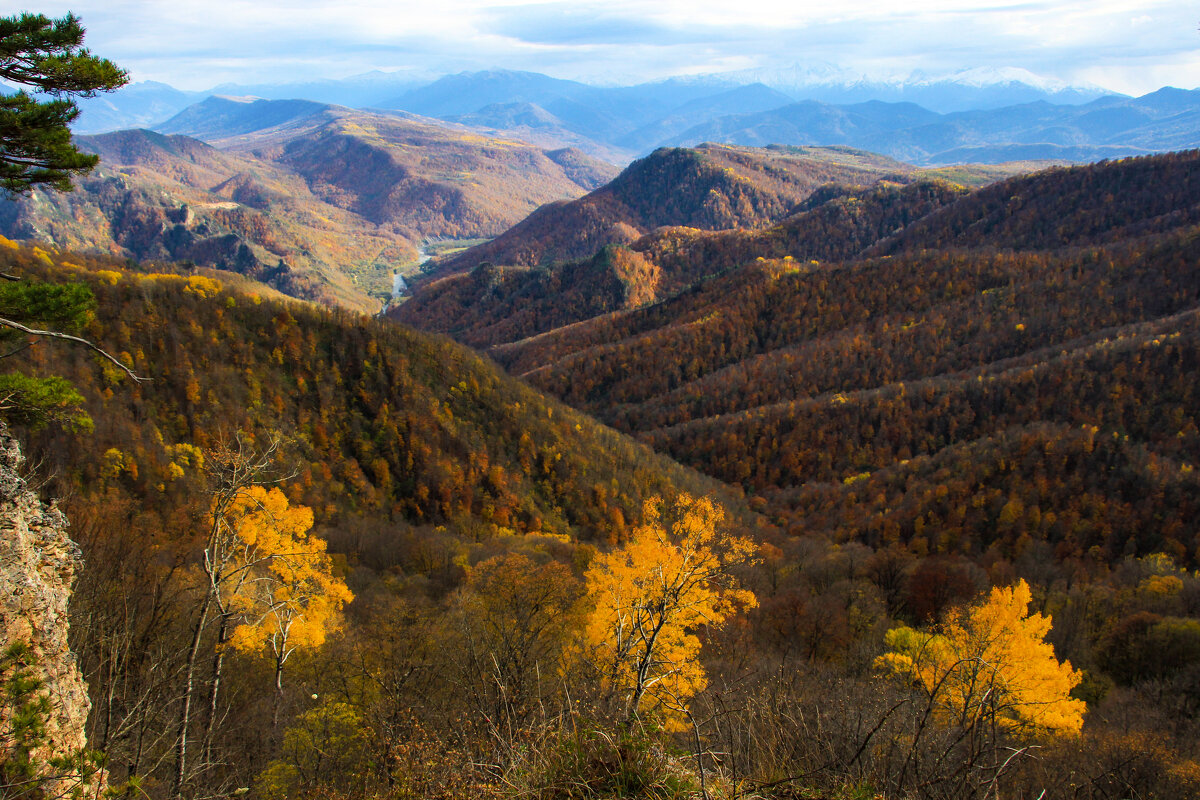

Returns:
28,0,1200,92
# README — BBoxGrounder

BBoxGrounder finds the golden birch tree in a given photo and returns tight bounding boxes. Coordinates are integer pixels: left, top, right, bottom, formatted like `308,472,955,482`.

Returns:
877,579,1085,735
224,486,352,692
583,494,757,730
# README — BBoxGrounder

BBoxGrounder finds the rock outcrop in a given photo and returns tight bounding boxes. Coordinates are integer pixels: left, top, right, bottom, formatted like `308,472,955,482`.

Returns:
0,423,96,793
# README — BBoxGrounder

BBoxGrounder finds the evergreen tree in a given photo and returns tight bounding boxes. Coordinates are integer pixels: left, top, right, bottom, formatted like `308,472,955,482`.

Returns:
0,14,135,427
0,12,127,194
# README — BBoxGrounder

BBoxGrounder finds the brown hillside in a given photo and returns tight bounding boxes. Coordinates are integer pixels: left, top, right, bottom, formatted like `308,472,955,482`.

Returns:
208,104,620,240
433,144,917,273
395,178,967,348
433,151,1200,566
0,129,412,312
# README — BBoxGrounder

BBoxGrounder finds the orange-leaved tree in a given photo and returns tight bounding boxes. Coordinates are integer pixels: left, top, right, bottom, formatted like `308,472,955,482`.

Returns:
877,578,1085,735
583,494,757,730
225,486,352,692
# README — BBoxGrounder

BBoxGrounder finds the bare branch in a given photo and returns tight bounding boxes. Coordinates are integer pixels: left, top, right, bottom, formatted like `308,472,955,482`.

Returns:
0,316,147,382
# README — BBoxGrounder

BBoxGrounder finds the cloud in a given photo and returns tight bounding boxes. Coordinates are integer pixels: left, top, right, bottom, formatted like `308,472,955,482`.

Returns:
483,4,682,45
25,0,1200,94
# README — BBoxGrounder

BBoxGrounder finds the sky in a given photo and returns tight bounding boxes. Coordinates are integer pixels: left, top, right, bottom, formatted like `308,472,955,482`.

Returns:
29,0,1200,95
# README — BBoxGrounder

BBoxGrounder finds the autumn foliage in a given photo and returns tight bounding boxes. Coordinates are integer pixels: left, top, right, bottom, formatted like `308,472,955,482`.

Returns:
583,494,757,729
9,149,1200,799
878,579,1085,735
224,486,353,686
433,143,917,274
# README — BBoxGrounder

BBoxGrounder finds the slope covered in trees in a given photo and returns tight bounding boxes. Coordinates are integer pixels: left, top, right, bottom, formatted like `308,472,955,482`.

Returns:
8,164,1200,797
0,236,762,800
389,152,1200,794
432,144,918,273
0,237,740,546
872,149,1200,254
407,152,1200,572
395,173,969,347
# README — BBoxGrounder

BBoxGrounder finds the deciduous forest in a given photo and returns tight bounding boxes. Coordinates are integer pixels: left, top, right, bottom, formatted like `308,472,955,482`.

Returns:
4,151,1200,800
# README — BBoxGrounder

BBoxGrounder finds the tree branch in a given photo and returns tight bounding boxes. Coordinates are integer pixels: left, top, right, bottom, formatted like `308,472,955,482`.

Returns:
0,316,147,382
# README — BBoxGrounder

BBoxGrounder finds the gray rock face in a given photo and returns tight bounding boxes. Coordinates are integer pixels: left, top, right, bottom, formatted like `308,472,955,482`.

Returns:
0,423,97,793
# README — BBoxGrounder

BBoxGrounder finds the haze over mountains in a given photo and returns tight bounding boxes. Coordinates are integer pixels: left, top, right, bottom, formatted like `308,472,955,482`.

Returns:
13,58,1200,314
72,66,1200,166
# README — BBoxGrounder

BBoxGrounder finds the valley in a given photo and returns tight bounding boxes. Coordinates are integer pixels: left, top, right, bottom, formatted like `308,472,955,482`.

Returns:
0,99,613,312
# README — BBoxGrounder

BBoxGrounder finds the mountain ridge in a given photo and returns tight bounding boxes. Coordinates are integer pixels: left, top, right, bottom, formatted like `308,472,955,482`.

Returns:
154,97,618,239
667,91,1200,164
73,68,1187,170
424,143,919,278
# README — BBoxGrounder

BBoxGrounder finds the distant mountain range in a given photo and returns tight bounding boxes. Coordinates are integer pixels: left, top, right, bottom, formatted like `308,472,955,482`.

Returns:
709,64,1111,112
22,67,1200,310
72,66,1200,168
666,88,1200,165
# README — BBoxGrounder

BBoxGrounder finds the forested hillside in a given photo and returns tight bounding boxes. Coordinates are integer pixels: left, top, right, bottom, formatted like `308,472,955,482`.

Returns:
431,144,918,273
386,151,1200,800
462,153,1200,566
396,143,1043,346
399,179,969,347
1,239,732,543
0,235,780,798
9,146,1200,800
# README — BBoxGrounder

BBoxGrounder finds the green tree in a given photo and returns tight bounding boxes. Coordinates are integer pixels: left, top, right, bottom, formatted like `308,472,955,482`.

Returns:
0,278,97,429
1,12,127,195
0,642,104,800
0,15,136,427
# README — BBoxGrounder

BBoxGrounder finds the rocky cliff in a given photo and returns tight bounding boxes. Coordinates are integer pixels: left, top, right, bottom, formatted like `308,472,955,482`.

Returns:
0,423,97,794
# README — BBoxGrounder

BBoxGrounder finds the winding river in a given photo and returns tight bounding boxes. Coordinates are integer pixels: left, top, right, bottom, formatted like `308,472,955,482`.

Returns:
390,246,433,302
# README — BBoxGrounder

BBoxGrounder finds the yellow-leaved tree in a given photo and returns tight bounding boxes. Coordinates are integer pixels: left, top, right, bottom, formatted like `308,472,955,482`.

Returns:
583,494,757,730
173,436,351,797
877,579,1085,735
225,486,353,692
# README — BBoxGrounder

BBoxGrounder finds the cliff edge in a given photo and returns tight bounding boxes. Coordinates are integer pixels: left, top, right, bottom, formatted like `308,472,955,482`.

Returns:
0,423,96,794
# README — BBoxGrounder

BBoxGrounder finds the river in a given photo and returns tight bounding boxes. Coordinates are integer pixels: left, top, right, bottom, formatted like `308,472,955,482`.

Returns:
390,246,433,302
